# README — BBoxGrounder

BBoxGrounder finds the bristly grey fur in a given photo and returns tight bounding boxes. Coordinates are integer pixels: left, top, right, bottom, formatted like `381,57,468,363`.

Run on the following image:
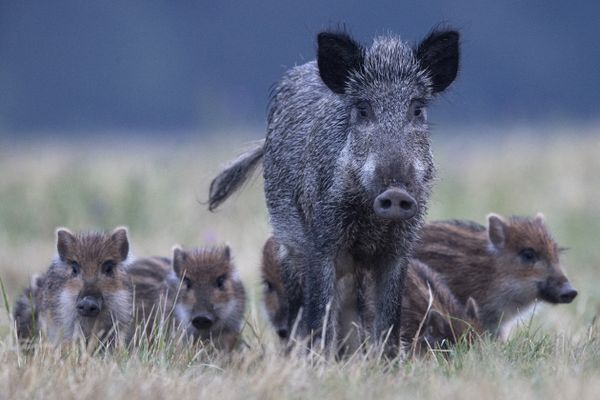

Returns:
208,27,460,354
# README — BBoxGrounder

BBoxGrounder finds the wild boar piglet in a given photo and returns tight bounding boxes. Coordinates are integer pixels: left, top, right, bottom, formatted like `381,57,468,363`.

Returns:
415,213,577,339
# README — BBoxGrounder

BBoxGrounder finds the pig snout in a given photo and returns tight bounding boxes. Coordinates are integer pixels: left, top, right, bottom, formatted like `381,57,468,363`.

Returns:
539,280,578,304
76,296,103,317
557,282,578,303
277,327,289,340
373,188,417,221
191,313,215,330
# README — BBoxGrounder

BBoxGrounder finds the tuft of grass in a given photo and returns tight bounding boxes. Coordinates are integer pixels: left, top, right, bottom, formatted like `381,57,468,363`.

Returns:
0,128,599,399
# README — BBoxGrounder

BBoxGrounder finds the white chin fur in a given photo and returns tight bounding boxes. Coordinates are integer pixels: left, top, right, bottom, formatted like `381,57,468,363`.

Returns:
175,303,191,328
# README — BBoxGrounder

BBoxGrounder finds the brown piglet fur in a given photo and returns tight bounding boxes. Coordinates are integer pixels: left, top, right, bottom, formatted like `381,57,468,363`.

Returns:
128,245,246,350
414,213,577,339
15,227,134,346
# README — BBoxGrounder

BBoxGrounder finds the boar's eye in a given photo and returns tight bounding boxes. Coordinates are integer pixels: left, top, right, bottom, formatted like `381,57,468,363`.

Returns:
70,261,81,276
183,277,192,291
519,248,538,264
409,99,427,121
354,100,374,122
102,261,116,276
216,275,227,291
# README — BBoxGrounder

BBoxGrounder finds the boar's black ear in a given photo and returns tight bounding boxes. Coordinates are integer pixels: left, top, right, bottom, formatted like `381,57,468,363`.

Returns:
317,31,364,94
416,29,459,93
110,227,130,262
56,228,76,262
487,213,507,249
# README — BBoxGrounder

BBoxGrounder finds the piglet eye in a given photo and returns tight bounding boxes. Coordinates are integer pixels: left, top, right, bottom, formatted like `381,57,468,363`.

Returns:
102,261,116,276
183,277,192,290
216,275,227,290
263,280,274,293
70,261,80,276
519,248,538,264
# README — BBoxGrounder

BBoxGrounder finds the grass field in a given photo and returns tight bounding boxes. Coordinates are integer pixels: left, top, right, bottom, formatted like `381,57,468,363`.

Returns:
0,127,599,399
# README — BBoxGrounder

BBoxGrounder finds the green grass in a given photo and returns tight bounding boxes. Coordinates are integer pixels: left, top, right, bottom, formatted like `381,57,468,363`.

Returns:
0,128,599,399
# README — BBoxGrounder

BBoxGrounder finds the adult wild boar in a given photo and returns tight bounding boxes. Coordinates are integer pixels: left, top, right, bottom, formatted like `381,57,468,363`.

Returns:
209,28,460,352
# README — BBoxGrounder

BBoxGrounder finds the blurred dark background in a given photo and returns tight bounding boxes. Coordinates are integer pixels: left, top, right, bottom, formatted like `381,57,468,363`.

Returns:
0,0,598,135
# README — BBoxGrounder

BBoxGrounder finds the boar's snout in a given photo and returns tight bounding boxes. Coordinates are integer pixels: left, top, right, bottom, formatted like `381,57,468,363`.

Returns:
76,296,102,317
192,313,214,330
558,283,578,303
373,188,417,221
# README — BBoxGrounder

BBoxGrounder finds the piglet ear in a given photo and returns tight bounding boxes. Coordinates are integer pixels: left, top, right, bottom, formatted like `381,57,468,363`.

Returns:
535,212,546,223
465,297,480,321
31,273,44,291
56,228,76,262
172,245,186,277
222,243,232,261
317,31,365,94
110,227,130,262
487,213,507,249
416,29,460,93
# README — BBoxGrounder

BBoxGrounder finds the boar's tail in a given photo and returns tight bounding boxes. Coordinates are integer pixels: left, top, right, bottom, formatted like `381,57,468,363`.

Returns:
208,139,265,211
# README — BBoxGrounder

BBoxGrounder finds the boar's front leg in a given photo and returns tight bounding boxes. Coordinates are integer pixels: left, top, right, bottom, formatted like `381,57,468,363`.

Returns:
373,256,406,357
303,249,337,352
